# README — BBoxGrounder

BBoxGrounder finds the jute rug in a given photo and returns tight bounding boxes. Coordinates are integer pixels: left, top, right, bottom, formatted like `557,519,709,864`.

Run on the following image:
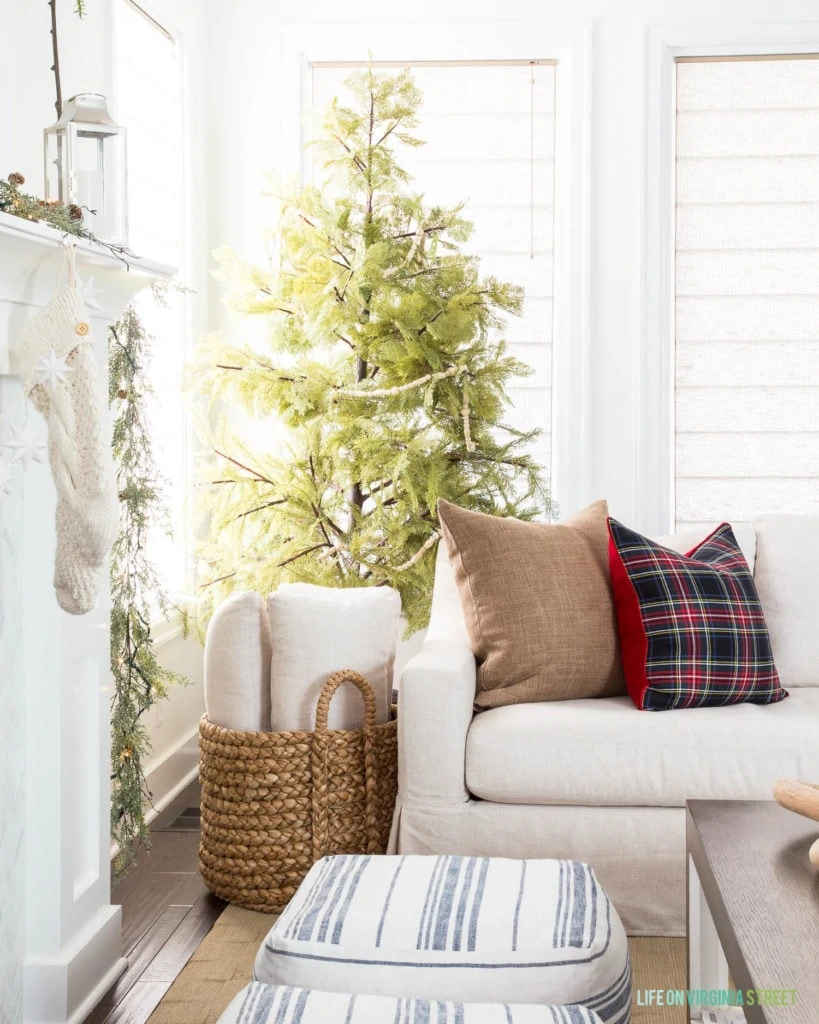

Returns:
148,905,686,1023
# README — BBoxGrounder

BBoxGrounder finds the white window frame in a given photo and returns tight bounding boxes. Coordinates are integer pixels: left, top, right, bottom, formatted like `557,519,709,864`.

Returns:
108,0,195,640
641,19,819,534
278,20,592,516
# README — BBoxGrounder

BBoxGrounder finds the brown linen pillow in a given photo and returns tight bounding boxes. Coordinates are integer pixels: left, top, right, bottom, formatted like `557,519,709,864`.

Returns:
437,499,626,708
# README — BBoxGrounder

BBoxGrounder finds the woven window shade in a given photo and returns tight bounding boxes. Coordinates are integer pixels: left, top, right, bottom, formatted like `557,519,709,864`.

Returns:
674,57,819,530
311,63,557,481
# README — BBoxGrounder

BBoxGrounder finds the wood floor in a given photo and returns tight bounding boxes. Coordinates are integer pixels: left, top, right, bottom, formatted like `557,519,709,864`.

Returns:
84,778,226,1024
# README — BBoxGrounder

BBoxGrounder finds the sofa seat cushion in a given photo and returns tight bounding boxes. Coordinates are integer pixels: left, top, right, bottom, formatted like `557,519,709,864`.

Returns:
466,690,819,807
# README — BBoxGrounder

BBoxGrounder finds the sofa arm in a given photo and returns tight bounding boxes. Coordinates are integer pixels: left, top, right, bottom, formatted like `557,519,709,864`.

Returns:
398,640,476,806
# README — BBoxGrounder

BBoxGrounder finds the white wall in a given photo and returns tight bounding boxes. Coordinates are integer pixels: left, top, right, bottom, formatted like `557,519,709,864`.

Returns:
144,628,205,814
201,0,819,534
112,0,216,813
1,3,110,190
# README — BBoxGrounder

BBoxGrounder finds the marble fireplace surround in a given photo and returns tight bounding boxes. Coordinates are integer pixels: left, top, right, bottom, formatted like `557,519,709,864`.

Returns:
0,211,172,1024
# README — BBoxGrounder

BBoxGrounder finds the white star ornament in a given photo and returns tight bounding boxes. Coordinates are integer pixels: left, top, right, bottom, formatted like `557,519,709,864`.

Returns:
4,423,47,470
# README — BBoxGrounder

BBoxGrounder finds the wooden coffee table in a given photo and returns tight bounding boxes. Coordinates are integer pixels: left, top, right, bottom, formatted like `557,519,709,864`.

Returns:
687,800,819,1024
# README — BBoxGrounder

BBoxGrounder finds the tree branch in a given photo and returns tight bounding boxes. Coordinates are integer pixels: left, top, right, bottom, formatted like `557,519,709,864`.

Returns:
199,571,237,590
392,224,446,240
236,498,288,519
332,133,366,173
277,542,328,568
49,0,62,117
213,449,275,485
373,121,400,148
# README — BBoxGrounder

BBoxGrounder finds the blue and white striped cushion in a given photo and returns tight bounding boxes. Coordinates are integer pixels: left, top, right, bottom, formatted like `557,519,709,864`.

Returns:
253,856,631,1024
218,983,608,1024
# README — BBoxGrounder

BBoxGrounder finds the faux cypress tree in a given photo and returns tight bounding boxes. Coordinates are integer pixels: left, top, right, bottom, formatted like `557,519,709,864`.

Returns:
193,67,552,633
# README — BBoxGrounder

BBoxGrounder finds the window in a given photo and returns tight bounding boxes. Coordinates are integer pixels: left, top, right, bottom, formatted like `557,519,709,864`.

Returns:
114,0,189,601
674,55,819,530
310,61,557,484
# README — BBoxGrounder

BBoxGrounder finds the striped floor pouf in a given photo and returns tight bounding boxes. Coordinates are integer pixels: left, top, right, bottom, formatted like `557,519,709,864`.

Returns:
219,982,607,1023
253,855,631,1024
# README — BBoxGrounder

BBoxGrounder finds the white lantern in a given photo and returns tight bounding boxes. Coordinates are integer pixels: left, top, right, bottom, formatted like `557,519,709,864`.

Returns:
44,93,128,246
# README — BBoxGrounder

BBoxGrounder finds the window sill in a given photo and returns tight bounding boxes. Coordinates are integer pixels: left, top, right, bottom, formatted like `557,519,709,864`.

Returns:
150,608,185,648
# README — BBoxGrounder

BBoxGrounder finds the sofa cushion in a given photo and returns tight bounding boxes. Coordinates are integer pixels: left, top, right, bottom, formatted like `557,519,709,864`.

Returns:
753,514,819,687
437,499,625,708
608,519,786,710
465,689,819,807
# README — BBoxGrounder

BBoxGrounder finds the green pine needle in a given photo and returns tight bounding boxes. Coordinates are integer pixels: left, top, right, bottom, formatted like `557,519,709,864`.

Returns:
109,305,185,877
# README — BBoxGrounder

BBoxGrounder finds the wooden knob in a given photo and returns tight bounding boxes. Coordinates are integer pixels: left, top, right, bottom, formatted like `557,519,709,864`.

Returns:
773,779,819,823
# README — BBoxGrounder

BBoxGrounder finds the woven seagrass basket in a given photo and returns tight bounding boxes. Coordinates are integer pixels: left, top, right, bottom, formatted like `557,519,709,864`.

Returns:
198,669,398,913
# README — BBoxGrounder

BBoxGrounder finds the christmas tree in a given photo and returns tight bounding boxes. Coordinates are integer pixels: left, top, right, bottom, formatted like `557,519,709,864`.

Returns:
192,67,552,633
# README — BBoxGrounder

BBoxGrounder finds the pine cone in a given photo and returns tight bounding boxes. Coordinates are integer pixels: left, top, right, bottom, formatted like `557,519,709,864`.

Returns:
69,204,83,222
8,172,25,187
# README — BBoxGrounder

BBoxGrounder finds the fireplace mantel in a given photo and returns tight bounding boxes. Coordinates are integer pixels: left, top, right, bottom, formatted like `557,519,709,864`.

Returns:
0,212,173,1024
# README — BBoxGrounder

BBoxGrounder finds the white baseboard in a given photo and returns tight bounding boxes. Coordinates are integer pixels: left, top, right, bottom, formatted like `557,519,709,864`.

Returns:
144,725,201,825
68,955,128,1024
24,906,126,1024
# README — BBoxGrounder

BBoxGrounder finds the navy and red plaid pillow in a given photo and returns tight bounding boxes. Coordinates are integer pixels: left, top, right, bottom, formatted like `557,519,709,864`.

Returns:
607,518,787,711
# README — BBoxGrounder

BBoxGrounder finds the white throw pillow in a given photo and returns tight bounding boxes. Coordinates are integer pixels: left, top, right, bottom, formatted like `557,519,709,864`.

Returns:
753,514,819,687
268,584,401,731
204,591,272,731
654,521,756,571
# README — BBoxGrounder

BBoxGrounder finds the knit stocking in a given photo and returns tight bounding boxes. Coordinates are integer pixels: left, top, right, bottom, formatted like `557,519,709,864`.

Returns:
13,285,119,615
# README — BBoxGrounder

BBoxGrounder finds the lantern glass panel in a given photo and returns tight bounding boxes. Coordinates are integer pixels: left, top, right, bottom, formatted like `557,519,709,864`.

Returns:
44,128,67,204
43,94,128,246
71,126,127,242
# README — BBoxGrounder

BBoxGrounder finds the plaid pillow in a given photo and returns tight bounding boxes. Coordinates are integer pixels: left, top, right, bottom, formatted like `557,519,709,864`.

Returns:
608,518,787,711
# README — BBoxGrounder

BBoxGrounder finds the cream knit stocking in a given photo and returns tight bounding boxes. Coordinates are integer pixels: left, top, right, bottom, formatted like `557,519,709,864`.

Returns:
13,282,119,615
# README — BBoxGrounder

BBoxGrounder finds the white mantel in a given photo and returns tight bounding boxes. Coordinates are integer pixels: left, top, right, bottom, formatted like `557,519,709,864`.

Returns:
0,212,172,1024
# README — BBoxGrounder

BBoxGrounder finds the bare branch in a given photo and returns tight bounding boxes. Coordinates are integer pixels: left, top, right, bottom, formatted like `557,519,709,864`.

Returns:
213,449,275,485
237,498,288,519
277,542,329,568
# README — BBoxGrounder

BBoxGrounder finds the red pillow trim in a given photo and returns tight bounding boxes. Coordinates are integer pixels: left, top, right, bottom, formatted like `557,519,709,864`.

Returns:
608,532,649,709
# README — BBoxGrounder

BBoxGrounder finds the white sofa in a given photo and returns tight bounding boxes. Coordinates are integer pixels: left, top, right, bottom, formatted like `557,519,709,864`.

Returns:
389,515,819,936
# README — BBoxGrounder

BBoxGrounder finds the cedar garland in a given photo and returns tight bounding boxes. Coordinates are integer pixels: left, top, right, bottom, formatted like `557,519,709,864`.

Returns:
109,305,184,876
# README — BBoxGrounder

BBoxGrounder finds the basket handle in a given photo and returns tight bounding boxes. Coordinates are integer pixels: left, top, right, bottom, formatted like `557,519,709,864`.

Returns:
313,669,378,734
311,669,381,860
